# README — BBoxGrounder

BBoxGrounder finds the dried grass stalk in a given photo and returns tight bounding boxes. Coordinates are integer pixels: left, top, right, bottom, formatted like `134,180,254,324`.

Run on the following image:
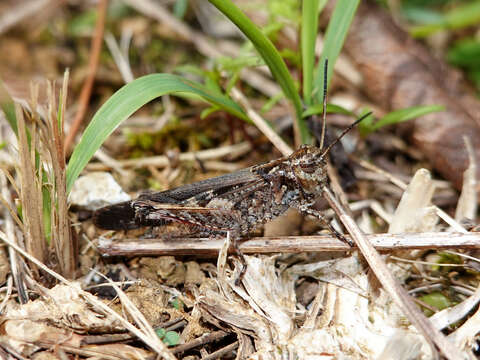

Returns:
3,71,75,280
44,73,75,278
15,104,46,275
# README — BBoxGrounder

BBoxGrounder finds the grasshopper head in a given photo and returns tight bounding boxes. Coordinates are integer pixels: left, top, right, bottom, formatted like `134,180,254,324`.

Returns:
291,145,328,196
291,112,369,196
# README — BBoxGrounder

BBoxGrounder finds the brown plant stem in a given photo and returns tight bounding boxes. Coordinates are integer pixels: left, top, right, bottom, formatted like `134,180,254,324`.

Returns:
64,0,108,155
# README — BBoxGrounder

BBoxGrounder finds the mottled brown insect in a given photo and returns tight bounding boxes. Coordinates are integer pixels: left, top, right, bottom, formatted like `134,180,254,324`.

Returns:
93,116,366,267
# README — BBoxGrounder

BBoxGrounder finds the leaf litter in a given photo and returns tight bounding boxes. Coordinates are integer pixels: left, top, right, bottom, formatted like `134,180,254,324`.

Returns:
1,1,480,359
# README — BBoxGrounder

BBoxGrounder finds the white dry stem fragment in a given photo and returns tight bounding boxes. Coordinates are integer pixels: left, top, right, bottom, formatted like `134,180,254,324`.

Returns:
430,285,480,331
388,168,438,233
191,0,241,38
239,256,295,343
94,148,129,177
377,332,424,360
216,230,235,300
447,302,480,355
288,256,366,297
104,31,134,83
455,136,477,222
357,159,467,233
369,200,393,224
358,209,376,233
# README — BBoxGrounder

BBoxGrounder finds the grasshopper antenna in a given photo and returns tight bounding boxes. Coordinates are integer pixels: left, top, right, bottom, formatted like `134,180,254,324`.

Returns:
319,59,328,151
320,111,372,160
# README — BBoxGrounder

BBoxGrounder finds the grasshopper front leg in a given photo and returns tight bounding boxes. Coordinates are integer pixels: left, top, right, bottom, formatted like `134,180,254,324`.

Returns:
300,206,354,247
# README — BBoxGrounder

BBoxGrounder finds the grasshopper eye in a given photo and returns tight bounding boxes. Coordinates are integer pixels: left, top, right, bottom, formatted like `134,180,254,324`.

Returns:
299,163,315,173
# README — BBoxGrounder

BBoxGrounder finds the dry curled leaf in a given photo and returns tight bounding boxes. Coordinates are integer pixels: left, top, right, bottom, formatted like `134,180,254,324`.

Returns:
2,284,124,333
330,0,480,190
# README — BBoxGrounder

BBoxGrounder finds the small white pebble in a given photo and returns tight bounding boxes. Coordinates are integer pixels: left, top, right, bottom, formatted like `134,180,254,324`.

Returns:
69,172,130,210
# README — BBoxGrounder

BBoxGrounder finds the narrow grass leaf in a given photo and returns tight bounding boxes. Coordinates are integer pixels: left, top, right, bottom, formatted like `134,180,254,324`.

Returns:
314,0,360,103
207,0,309,143
303,103,354,118
447,39,480,67
359,105,445,136
0,80,18,135
66,74,246,193
410,1,480,37
302,0,321,105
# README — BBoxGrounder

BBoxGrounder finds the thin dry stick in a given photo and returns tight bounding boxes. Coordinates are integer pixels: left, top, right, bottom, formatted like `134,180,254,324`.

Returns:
64,0,108,155
96,231,480,257
93,148,130,176
230,87,292,156
0,172,28,304
323,187,464,360
0,276,14,313
171,331,228,354
92,270,163,352
83,319,187,344
86,142,252,171
202,341,239,360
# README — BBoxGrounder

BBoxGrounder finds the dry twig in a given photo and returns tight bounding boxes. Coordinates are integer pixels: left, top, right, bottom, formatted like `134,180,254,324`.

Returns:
96,231,480,257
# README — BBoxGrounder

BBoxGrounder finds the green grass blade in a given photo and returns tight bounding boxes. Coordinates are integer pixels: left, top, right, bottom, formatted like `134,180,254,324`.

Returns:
303,103,353,117
0,80,18,135
410,1,480,37
207,0,309,143
359,105,445,136
302,0,321,106
314,0,360,104
66,73,247,193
